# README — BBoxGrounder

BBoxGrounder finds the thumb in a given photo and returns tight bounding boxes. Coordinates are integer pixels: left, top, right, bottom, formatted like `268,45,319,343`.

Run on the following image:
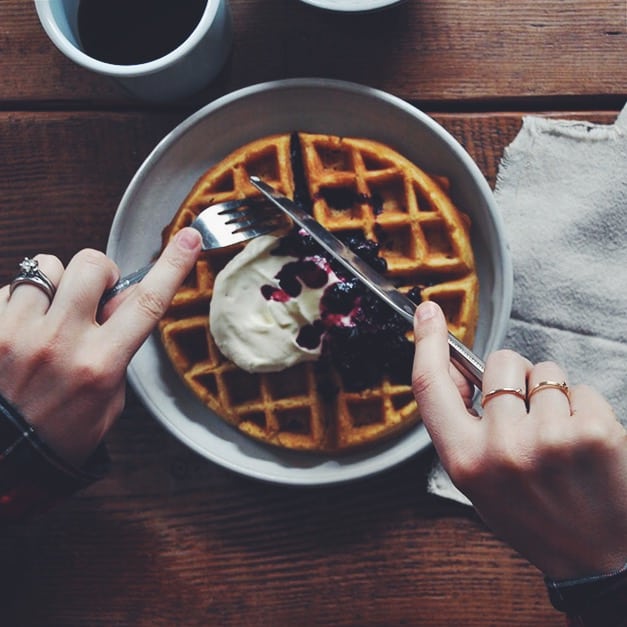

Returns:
412,301,452,396
104,227,202,356
412,301,473,451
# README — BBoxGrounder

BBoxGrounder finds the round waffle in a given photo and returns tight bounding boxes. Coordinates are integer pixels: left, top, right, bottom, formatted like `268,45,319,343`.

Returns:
158,133,479,452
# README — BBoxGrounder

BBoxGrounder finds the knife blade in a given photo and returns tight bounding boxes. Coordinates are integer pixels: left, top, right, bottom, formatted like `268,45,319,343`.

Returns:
249,175,485,388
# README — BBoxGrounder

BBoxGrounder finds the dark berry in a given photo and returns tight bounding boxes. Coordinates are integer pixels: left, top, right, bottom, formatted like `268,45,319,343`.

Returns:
299,260,328,289
271,227,321,258
321,279,361,315
297,320,325,350
276,262,303,297
407,286,423,304
371,256,387,274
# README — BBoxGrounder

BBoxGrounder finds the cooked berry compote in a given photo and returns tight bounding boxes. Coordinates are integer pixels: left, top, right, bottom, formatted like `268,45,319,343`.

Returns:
261,227,423,392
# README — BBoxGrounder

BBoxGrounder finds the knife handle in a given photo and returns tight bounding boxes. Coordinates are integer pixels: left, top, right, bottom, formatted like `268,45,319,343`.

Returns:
448,332,484,388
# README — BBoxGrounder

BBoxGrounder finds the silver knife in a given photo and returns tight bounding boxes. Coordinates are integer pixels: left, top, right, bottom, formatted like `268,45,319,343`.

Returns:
249,176,485,388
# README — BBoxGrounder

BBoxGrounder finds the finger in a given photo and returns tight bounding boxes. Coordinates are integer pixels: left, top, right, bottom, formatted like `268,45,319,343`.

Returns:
97,280,133,323
104,227,202,357
49,249,119,323
0,284,9,314
412,301,476,452
449,361,475,409
527,361,571,417
5,255,64,315
569,384,627,440
481,349,531,419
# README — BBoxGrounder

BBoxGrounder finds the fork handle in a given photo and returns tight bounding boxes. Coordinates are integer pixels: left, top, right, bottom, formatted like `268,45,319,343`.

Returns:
99,261,155,307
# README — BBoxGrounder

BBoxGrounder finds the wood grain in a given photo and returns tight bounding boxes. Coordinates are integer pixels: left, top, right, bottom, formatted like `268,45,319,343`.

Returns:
1,0,625,106
0,111,184,279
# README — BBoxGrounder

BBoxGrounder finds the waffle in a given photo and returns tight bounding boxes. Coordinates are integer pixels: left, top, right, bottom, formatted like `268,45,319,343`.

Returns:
158,133,479,452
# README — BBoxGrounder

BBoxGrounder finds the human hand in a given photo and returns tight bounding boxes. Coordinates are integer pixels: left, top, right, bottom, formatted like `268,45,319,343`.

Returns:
412,300,627,580
0,227,202,468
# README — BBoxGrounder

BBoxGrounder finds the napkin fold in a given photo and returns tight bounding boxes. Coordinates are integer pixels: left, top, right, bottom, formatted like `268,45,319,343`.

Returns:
428,105,627,505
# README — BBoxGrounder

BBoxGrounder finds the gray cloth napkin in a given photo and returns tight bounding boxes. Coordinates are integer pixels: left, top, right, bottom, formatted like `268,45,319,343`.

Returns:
428,105,627,505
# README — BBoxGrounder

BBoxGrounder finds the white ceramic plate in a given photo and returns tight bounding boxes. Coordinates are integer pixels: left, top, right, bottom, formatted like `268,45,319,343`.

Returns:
299,0,403,11
107,78,512,485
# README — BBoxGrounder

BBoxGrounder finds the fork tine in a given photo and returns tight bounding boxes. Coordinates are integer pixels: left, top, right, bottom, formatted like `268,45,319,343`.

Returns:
215,196,267,215
224,205,276,231
193,197,286,249
100,196,285,306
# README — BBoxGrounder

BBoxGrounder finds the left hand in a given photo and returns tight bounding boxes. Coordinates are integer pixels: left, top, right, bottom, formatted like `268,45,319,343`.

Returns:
0,227,202,467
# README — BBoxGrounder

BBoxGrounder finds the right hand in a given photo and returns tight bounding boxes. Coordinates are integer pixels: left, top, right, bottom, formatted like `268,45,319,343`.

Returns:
411,300,627,580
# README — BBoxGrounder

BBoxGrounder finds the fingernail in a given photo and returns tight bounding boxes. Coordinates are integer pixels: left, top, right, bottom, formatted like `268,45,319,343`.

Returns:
175,227,201,251
415,300,439,322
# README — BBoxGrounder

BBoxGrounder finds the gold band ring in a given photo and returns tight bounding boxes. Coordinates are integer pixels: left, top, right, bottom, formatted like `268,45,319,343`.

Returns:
481,387,526,408
527,380,570,402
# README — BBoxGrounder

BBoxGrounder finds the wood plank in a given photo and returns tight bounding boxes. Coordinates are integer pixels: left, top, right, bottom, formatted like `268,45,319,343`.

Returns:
0,111,184,281
1,0,625,105
283,0,627,102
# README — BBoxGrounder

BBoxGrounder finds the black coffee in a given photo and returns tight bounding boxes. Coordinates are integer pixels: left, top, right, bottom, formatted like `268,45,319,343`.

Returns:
77,0,208,65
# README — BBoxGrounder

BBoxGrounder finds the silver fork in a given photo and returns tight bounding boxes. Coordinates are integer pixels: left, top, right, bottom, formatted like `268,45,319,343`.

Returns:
100,198,283,306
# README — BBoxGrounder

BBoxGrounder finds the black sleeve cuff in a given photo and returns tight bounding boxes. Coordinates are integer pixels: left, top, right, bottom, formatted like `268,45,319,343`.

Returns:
545,562,627,624
0,393,110,522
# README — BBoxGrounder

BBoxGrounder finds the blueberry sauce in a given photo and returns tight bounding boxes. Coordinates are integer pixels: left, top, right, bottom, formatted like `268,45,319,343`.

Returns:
260,227,421,392
261,254,332,302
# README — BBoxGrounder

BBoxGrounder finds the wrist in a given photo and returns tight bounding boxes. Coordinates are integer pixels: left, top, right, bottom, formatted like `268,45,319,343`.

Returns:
27,418,100,468
545,562,627,624
0,393,110,523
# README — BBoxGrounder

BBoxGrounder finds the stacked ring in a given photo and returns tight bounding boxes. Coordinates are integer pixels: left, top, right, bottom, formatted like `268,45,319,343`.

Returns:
528,380,570,402
481,387,526,408
9,257,56,304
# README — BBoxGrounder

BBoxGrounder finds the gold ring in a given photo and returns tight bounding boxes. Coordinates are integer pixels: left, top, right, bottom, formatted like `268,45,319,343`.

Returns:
527,380,570,402
481,387,526,407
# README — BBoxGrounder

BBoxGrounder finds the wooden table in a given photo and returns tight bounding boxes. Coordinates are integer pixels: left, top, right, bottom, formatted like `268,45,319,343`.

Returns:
0,1,624,625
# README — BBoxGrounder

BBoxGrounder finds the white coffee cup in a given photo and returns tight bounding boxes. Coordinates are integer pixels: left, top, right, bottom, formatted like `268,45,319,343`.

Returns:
34,0,233,102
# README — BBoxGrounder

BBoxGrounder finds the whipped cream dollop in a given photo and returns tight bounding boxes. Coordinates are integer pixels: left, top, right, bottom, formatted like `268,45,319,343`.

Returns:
210,234,345,373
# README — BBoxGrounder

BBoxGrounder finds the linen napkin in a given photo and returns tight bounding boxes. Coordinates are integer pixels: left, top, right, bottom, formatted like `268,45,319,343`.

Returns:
428,105,627,505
